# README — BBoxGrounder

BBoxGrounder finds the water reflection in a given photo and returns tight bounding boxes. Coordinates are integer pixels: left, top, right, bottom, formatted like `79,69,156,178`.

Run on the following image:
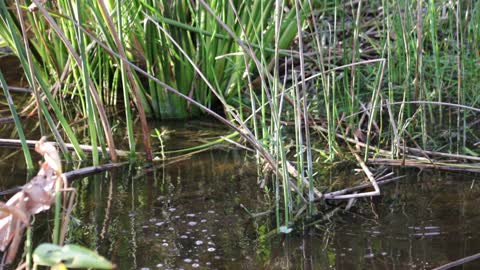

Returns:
264,170,480,270
69,150,265,269
2,145,480,269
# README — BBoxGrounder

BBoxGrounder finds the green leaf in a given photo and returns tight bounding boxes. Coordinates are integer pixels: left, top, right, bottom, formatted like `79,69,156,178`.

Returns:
33,243,114,269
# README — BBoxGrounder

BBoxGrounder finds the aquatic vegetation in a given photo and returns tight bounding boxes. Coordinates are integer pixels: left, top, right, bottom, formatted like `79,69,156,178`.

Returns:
0,3,479,267
33,243,114,269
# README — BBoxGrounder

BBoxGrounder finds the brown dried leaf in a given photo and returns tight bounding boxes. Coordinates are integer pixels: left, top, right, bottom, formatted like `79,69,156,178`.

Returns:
35,136,62,174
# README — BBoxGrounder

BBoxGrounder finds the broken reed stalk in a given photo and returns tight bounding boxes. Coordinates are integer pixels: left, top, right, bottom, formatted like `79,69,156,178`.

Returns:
371,158,480,173
320,175,406,201
313,124,480,169
320,152,381,200
432,252,480,270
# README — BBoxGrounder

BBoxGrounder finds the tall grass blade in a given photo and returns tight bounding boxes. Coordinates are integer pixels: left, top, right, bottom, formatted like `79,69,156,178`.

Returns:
0,71,34,170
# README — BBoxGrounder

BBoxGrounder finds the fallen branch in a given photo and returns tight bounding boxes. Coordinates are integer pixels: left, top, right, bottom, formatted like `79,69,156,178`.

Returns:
0,162,129,196
319,175,406,201
0,138,129,157
312,125,480,168
432,252,480,270
63,162,129,180
370,158,480,173
318,152,380,200
403,146,480,162
0,85,32,93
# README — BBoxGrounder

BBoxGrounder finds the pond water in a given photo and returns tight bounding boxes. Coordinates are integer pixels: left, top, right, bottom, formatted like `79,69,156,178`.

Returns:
1,128,480,269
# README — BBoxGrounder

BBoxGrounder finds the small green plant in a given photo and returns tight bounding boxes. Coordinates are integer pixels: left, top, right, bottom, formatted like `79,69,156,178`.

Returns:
33,243,114,269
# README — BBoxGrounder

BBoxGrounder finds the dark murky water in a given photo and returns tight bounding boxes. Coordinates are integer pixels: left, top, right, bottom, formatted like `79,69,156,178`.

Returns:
69,151,264,269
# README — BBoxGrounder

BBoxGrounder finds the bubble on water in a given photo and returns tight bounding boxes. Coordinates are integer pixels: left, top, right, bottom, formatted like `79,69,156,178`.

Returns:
162,243,169,247
155,233,160,237
364,253,374,259
186,213,196,217
188,221,197,226
208,241,215,246
192,263,200,268
155,222,165,226
214,256,221,260
201,219,207,223
206,262,211,266
156,263,163,268
140,268,150,270
168,227,174,231
186,231,191,234
174,215,180,219
201,229,207,233
149,218,157,222
180,235,188,239
208,210,215,214
183,258,192,263
207,247,216,252
195,240,203,246
168,208,176,212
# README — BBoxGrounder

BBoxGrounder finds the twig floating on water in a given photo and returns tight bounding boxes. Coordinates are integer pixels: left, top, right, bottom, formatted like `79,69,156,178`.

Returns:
63,162,129,180
0,138,129,157
432,252,480,270
319,175,405,201
371,158,480,173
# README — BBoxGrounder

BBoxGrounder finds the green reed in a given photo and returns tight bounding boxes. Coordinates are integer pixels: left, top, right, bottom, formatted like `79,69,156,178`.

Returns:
0,71,34,169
